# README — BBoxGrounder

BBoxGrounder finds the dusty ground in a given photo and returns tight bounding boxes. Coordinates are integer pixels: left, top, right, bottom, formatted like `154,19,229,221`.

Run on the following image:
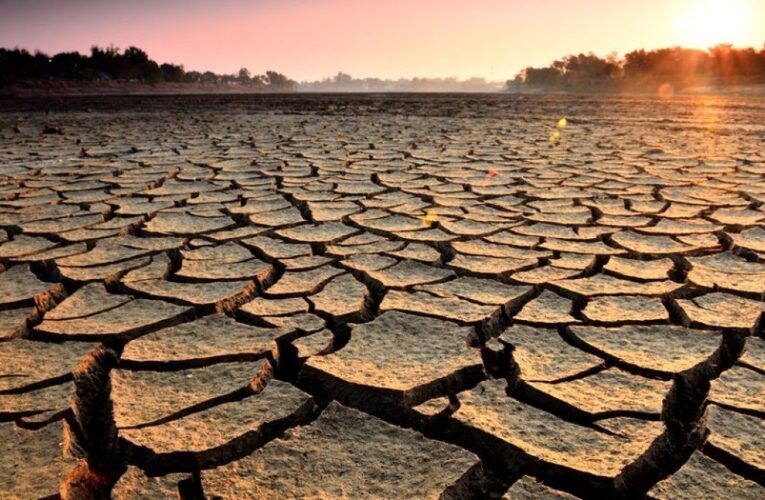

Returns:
0,93,764,499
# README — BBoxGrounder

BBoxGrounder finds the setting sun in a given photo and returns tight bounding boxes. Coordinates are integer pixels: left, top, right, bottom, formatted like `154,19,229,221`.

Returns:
677,0,752,48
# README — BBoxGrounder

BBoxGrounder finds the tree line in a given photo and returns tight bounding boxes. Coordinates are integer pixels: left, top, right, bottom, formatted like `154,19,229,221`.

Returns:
300,72,502,92
508,44,765,91
5,43,764,93
0,45,297,90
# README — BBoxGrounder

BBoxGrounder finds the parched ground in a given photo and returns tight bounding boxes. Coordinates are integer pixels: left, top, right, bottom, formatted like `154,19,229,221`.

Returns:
0,94,764,499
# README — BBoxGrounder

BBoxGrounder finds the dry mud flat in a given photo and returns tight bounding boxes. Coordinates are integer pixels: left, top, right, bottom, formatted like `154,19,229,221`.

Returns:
0,93,764,498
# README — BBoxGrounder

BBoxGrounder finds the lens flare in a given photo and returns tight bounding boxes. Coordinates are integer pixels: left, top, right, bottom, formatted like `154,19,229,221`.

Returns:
658,82,674,99
422,209,438,228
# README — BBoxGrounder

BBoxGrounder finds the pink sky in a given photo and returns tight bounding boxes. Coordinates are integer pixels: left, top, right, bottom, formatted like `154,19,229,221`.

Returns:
1,0,763,81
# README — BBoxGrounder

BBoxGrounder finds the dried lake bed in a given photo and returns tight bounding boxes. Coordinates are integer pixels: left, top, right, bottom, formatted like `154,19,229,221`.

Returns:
0,93,764,498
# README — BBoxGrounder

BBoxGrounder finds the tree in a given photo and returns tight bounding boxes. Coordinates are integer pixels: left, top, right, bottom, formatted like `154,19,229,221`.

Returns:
334,72,353,84
264,70,297,91
183,70,202,83
510,44,765,90
200,71,218,83
0,45,301,90
237,67,251,83
160,63,185,82
89,45,120,78
120,46,161,82
523,67,561,86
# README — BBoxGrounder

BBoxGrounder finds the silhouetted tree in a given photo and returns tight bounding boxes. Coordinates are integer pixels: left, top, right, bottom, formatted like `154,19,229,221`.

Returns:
89,45,120,79
0,48,46,80
510,44,765,91
523,67,561,86
334,72,353,85
237,67,251,83
183,70,202,83
265,70,297,90
0,45,297,91
160,63,184,82
200,70,218,83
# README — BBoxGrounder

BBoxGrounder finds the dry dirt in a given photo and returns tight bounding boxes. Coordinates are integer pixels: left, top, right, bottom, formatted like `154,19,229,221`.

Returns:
0,93,764,499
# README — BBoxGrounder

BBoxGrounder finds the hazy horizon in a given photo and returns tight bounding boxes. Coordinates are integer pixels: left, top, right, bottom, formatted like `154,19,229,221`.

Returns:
1,0,763,82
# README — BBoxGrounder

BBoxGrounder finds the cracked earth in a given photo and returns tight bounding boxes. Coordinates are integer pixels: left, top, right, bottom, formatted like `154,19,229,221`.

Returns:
0,94,764,499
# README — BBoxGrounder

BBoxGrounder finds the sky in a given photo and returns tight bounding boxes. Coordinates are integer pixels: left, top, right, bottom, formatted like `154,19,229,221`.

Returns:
1,0,763,81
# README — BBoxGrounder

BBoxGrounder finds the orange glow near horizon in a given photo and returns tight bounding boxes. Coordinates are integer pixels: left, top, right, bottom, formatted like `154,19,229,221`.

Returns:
676,0,752,49
0,0,763,81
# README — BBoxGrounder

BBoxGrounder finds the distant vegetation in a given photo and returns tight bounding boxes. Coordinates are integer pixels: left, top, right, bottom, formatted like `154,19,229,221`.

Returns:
0,45,502,93
508,44,765,92
0,45,297,91
300,72,502,92
4,43,765,94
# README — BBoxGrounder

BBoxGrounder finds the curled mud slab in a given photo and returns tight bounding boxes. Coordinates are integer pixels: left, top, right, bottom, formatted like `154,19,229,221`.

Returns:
0,94,764,497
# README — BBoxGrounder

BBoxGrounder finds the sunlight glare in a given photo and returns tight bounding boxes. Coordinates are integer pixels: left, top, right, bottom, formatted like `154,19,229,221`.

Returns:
677,0,750,48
